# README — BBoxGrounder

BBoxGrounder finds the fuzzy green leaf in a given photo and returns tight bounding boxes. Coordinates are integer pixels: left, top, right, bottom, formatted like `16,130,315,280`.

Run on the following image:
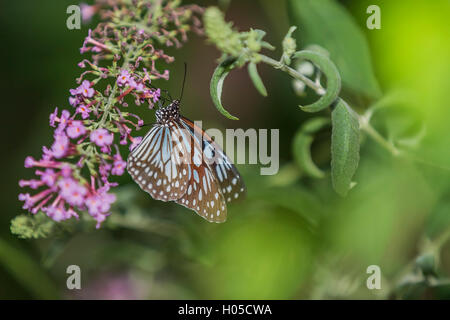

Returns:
10,213,56,239
331,99,360,196
248,62,268,97
293,50,341,112
293,117,330,178
288,0,381,99
210,58,239,120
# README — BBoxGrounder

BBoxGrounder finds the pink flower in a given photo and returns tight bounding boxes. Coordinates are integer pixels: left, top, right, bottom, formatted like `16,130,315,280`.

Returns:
60,164,72,177
111,154,126,176
51,133,69,158
66,208,79,219
40,169,57,187
152,88,161,102
45,205,68,222
117,70,131,87
80,4,97,23
86,187,116,215
49,107,59,127
90,128,114,147
58,178,77,197
129,136,142,151
86,195,100,215
45,204,79,222
58,178,87,207
56,110,71,133
24,156,35,168
71,80,94,98
50,108,71,133
42,146,53,160
19,188,53,213
67,121,86,139
80,80,95,98
76,104,91,119
19,179,44,189
93,213,108,229
69,96,79,107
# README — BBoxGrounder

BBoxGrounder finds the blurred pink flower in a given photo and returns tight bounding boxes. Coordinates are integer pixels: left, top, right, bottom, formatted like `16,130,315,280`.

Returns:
90,128,114,147
67,121,86,139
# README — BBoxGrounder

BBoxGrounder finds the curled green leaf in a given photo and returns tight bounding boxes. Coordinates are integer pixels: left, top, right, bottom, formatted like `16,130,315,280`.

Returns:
331,99,360,196
292,50,341,113
210,58,239,120
248,62,268,97
293,117,331,178
304,44,330,58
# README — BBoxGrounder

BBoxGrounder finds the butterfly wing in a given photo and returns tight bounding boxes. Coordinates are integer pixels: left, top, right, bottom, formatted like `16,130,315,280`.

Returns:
173,123,227,223
127,121,190,201
180,116,246,203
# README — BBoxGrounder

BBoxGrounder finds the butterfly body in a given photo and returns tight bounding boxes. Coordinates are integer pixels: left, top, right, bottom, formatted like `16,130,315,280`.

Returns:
127,100,245,222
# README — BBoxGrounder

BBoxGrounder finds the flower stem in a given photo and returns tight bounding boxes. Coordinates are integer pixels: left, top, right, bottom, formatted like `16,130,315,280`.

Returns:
97,51,133,128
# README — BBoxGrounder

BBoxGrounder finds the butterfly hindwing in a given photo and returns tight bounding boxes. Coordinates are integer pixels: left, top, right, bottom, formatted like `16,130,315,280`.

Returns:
180,117,246,203
174,128,227,222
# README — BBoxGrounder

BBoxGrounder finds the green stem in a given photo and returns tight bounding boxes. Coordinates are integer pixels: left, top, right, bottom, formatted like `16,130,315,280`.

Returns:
259,54,324,95
97,50,133,128
359,119,401,156
97,83,118,128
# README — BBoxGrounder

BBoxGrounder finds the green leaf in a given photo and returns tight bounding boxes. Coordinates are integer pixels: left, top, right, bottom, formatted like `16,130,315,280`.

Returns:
210,58,239,120
331,99,360,196
10,213,56,239
288,0,381,99
293,117,331,178
0,238,59,299
293,50,341,112
247,62,268,97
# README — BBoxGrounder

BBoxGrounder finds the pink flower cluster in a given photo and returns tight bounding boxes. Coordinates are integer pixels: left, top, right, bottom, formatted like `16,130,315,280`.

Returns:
19,62,151,227
18,0,204,230
19,102,125,228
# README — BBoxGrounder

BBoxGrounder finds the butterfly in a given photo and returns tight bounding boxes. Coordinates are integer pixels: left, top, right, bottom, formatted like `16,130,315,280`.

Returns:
127,99,246,222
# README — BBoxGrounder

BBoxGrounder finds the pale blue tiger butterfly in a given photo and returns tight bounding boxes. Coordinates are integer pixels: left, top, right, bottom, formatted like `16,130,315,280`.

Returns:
127,99,246,222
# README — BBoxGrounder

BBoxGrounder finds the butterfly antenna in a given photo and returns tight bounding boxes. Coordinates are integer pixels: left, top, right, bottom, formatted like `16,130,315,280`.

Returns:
179,62,187,102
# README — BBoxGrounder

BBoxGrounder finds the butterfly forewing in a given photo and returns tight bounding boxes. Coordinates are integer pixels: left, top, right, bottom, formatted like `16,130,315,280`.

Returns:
127,121,190,201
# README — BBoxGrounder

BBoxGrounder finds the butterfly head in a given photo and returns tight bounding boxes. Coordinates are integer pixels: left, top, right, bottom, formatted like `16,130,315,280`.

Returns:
156,100,180,124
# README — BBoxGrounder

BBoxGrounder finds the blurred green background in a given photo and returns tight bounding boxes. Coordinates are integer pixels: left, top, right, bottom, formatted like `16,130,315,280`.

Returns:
0,0,449,299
